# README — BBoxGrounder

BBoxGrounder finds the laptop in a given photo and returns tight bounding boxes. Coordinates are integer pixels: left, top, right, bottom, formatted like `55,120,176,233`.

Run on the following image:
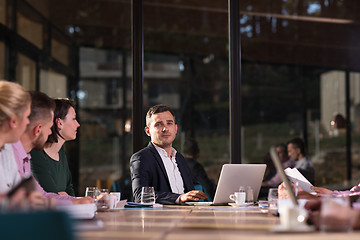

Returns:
185,164,266,205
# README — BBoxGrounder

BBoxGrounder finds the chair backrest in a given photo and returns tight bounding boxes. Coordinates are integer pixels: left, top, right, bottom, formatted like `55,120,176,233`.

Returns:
1,211,75,240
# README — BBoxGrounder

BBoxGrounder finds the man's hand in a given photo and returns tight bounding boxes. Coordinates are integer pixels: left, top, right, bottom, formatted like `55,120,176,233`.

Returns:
179,190,207,204
72,196,93,204
278,182,318,199
310,186,333,195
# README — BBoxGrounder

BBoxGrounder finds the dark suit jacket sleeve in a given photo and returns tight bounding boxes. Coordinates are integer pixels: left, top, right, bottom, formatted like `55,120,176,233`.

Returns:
130,146,183,205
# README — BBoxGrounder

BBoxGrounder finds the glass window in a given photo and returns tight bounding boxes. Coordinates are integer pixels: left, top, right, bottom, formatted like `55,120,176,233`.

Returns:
241,1,360,190
17,1,43,49
40,69,67,97
45,0,133,195
350,72,360,181
0,42,4,79
17,53,36,90
0,0,6,25
78,47,132,196
144,1,229,184
52,28,69,66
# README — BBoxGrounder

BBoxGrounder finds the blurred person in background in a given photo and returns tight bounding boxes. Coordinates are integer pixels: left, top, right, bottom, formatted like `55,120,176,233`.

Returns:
262,143,296,187
183,138,215,200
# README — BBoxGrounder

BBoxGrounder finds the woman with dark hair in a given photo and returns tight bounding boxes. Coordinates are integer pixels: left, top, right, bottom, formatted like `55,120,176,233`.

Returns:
31,99,80,196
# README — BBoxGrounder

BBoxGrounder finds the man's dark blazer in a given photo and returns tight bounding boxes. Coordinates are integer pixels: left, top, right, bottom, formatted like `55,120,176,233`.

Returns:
130,142,195,204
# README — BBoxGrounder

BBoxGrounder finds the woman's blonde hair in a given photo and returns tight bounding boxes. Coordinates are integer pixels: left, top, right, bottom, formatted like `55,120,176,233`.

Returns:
0,80,31,127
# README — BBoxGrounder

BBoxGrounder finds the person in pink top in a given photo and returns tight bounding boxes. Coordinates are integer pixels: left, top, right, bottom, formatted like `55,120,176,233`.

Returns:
12,91,91,205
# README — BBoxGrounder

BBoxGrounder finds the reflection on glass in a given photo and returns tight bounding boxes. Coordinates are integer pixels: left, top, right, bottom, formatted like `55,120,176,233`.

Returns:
143,0,229,184
17,2,43,49
52,29,69,66
0,0,6,25
40,69,67,97
0,42,4,79
78,47,129,196
17,53,36,90
241,1,360,191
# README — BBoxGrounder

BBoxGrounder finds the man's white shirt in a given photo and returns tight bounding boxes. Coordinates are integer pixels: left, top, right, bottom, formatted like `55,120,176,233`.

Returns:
153,143,185,194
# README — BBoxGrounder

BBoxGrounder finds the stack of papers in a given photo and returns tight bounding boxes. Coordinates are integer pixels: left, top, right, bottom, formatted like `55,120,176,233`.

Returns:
284,168,314,193
57,203,97,219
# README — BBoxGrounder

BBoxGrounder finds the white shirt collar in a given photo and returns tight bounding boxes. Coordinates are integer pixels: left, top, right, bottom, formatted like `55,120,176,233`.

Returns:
152,143,177,159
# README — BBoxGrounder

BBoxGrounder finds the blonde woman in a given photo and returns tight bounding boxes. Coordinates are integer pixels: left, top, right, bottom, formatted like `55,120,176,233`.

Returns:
0,80,45,209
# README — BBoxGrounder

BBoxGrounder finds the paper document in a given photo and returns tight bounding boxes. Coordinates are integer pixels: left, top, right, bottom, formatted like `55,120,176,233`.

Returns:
284,168,314,193
57,203,97,219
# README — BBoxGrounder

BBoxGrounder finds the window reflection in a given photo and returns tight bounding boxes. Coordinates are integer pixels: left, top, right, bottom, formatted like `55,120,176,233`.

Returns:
17,53,36,90
0,42,4,79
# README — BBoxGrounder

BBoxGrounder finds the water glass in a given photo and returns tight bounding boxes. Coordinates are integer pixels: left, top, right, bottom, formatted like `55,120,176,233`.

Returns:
246,186,254,204
96,188,110,211
320,195,351,232
85,187,98,199
268,188,278,215
141,187,155,204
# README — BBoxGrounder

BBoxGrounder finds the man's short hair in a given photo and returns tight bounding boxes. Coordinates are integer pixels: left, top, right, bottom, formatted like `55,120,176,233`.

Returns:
27,91,55,129
145,104,175,126
287,137,306,155
182,138,200,158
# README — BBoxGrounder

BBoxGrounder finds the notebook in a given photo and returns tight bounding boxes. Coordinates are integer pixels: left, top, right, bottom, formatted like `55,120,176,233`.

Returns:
185,163,266,205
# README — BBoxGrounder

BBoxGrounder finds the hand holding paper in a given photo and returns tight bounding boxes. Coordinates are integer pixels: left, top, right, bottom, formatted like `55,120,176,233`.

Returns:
284,168,314,193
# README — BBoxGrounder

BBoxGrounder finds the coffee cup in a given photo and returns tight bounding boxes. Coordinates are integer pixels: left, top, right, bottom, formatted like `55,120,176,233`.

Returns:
110,192,121,208
109,194,120,209
229,192,246,205
280,206,300,229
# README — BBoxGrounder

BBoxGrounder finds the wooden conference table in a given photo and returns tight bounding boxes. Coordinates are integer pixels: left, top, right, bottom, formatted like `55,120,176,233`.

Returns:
77,204,360,240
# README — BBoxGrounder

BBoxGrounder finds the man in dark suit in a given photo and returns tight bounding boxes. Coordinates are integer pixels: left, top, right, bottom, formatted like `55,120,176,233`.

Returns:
130,104,207,204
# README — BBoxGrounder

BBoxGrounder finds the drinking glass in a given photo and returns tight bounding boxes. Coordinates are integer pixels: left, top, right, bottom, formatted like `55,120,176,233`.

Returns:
141,187,155,204
96,188,110,211
268,188,278,215
85,187,98,199
246,186,254,204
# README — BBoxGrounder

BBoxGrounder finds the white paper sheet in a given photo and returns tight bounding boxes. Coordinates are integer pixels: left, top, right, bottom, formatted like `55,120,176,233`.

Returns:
284,168,314,193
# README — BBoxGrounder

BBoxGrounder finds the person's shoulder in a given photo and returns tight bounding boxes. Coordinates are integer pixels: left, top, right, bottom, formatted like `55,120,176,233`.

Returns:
30,149,46,159
175,151,186,161
131,144,154,159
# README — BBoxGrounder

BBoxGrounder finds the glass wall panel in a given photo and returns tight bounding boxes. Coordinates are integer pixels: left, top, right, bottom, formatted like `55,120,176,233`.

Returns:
0,42,4,79
351,72,360,185
45,0,133,197
40,69,67,97
0,0,5,25
52,28,69,66
241,0,360,190
78,47,132,196
144,1,229,184
17,1,43,49
17,53,36,90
